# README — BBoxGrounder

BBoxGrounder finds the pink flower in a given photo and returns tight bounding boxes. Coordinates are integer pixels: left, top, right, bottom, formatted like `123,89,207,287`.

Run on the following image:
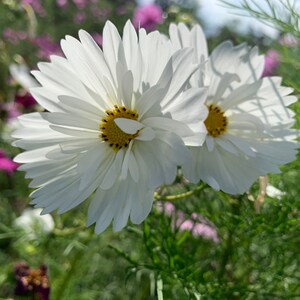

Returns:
56,0,68,8
157,202,219,243
3,29,28,44
1,103,21,121
262,49,280,77
279,34,298,47
163,202,176,216
0,150,19,176
133,4,164,32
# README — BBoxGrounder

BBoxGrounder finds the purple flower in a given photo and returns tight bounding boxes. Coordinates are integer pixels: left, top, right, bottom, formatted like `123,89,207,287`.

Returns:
3,29,28,44
14,263,50,300
0,150,19,176
73,0,88,10
74,11,86,24
91,7,111,20
116,5,128,16
32,35,62,60
262,49,280,77
133,4,164,32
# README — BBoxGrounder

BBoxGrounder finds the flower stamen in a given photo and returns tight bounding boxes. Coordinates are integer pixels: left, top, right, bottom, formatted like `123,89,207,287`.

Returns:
204,104,228,137
100,105,139,151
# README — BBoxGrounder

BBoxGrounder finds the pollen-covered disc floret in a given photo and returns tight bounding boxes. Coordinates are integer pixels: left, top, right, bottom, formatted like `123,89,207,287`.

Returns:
100,105,139,151
204,104,227,137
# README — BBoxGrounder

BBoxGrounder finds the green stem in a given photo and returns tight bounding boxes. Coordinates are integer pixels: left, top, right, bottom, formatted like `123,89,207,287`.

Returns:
217,226,233,280
54,233,93,300
154,184,206,202
217,197,241,281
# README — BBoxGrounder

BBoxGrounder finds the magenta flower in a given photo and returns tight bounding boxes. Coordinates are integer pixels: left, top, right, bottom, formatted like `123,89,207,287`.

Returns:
0,150,19,176
133,4,164,32
262,49,280,77
15,93,37,109
14,263,50,300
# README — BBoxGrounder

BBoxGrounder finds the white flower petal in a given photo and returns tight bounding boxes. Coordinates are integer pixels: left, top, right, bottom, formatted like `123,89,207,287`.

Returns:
205,135,214,152
221,80,263,111
78,29,115,84
161,48,199,106
102,21,122,84
129,151,139,183
14,146,58,163
215,137,239,156
135,127,156,141
58,95,104,118
30,87,65,112
43,112,99,131
114,118,144,134
100,149,124,190
120,70,133,108
143,117,193,137
60,36,107,98
183,132,207,146
120,142,133,180
136,84,165,118
130,188,154,224
49,125,99,138
77,143,109,191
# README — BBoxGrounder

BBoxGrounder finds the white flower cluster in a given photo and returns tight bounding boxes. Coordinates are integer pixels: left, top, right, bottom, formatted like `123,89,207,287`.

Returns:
13,21,299,233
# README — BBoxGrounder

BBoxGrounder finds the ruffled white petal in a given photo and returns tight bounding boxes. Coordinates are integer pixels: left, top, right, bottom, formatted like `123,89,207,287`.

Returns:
114,118,144,134
143,117,193,137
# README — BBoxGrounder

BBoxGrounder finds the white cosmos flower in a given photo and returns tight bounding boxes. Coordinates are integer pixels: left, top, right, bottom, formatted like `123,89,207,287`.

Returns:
169,23,299,195
13,20,208,233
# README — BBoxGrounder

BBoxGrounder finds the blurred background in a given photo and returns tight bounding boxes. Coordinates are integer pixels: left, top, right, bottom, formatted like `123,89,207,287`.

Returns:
0,0,299,299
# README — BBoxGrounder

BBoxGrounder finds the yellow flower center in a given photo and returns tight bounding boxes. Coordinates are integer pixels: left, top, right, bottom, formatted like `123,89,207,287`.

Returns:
100,105,139,151
204,104,228,137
